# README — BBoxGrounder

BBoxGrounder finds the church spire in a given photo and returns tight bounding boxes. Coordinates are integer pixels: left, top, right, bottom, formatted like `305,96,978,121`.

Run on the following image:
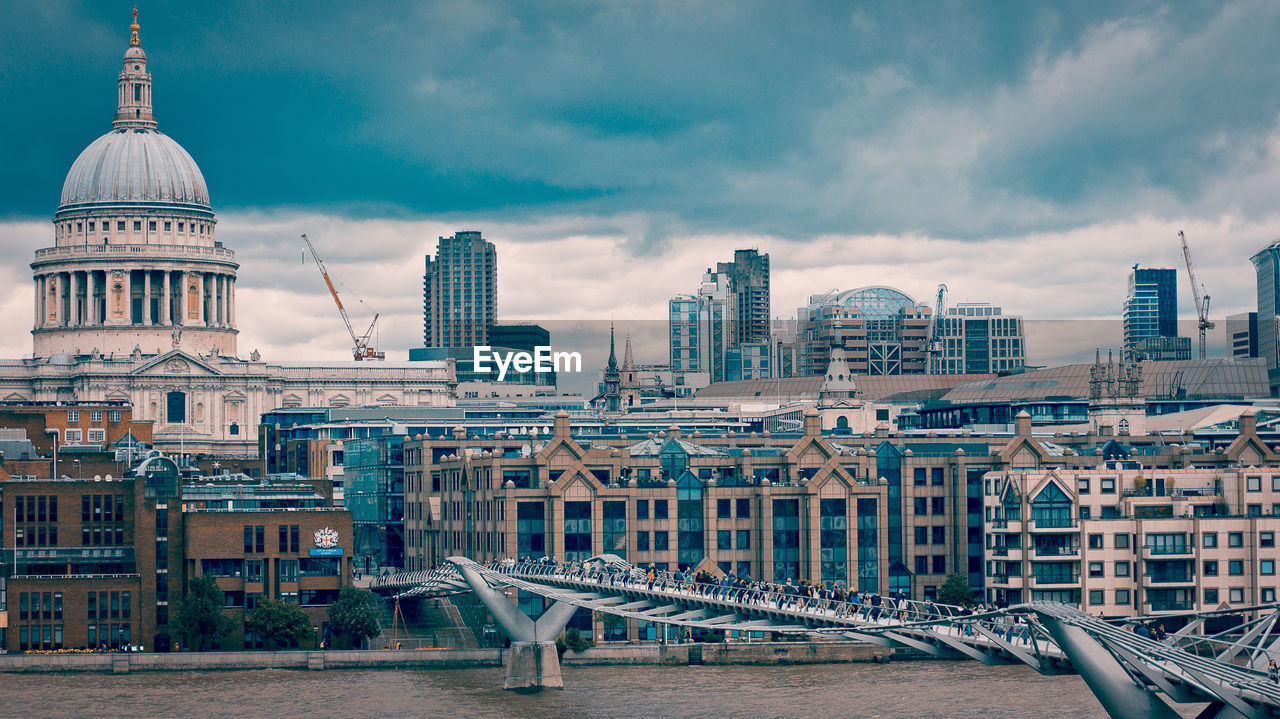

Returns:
623,331,635,370
114,6,157,130
606,323,618,371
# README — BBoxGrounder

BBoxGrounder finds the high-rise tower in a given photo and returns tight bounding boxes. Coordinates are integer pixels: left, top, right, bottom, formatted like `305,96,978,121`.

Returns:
422,231,497,348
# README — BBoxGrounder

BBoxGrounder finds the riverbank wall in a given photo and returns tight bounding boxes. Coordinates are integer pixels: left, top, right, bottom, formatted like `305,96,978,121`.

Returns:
0,641,893,674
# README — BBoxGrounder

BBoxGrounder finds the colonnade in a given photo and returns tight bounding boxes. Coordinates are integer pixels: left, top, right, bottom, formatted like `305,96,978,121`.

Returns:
33,268,236,329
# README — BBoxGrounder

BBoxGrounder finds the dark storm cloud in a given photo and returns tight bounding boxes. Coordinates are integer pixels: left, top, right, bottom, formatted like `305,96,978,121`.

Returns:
8,1,1280,248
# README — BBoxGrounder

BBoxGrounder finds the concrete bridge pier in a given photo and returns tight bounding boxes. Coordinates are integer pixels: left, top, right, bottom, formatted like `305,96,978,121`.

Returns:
449,557,578,691
504,641,563,691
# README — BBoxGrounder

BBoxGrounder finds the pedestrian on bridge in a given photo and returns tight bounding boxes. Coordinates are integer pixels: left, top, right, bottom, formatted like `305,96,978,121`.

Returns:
1269,659,1278,685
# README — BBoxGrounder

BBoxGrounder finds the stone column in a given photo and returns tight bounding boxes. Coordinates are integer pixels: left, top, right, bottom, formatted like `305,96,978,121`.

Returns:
229,277,236,327
86,270,97,325
33,275,41,328
69,270,80,326
143,270,152,325
123,269,134,325
161,270,171,325
198,272,207,326
214,274,223,327
178,270,188,326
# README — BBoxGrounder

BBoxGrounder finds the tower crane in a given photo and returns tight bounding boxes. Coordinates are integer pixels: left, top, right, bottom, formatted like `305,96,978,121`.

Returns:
926,283,948,371
1178,230,1213,360
301,233,385,361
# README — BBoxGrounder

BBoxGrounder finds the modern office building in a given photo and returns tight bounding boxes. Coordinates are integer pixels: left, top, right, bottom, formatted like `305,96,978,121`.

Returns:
342,435,406,570
795,286,932,376
1251,240,1280,395
931,303,1027,375
669,271,738,384
1123,267,1190,361
1227,312,1259,360
716,249,771,345
422,231,497,349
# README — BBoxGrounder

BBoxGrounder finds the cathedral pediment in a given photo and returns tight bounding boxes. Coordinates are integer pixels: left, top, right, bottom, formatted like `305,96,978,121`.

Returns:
129,350,221,377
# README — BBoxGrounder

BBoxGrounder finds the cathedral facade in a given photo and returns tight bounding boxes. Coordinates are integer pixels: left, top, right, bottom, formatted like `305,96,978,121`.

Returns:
0,12,454,456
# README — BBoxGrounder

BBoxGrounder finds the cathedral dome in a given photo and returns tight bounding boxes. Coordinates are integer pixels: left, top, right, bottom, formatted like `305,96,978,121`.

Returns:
58,128,211,213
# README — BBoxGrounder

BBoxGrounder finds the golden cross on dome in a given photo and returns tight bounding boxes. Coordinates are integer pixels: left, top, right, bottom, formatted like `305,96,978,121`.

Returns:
130,6,141,47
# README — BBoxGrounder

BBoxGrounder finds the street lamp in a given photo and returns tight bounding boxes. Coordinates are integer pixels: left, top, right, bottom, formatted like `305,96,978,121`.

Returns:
44,428,59,479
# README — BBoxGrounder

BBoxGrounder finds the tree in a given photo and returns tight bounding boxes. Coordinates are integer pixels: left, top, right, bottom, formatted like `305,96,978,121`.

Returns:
172,575,237,651
938,571,974,607
327,586,381,649
246,599,314,650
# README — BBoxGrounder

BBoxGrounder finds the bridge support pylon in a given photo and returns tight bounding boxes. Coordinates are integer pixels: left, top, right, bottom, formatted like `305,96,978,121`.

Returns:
1033,611,1180,719
448,557,578,691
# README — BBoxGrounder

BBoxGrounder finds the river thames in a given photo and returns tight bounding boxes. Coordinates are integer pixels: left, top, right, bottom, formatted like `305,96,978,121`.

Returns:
0,660,1208,718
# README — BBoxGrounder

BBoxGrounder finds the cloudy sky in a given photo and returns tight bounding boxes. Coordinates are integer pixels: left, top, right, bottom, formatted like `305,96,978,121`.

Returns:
2,1,1279,388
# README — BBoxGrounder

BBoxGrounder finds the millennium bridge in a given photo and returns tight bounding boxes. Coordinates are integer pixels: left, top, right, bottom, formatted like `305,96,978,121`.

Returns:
373,556,1280,718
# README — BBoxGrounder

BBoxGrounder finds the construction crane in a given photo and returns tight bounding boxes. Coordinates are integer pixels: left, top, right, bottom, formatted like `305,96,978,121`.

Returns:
1178,230,1214,360
300,233,385,361
926,283,948,371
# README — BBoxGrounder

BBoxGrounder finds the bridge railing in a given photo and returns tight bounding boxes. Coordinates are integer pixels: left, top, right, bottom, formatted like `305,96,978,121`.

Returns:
490,559,972,626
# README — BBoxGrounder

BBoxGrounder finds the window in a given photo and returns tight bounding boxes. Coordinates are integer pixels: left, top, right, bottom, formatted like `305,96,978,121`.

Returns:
736,530,750,550
654,501,668,520
913,497,928,515
1078,478,1090,494
716,499,731,519
1079,506,1091,519
1115,534,1129,549
1088,562,1104,578
1205,588,1219,603
67,410,80,423
736,498,750,517
65,428,82,443
636,532,649,552
89,410,102,423
1248,476,1262,492
108,410,120,422
635,500,649,520
914,526,928,545
1101,478,1116,494
916,556,929,574
1204,533,1218,548
914,468,927,486
117,221,126,231
1229,533,1243,548
1116,589,1130,605
1230,588,1245,603
654,531,668,550
1263,532,1275,548
932,555,946,573
931,497,945,515
1089,590,1104,605
1229,560,1244,576
931,467,944,486
931,526,945,544
1115,562,1130,577
1264,560,1276,576
1203,561,1219,576
1088,534,1103,549
279,559,298,583
717,530,732,550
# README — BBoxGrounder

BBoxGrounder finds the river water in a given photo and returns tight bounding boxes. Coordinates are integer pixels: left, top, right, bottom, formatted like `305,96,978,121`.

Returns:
1,661,1201,718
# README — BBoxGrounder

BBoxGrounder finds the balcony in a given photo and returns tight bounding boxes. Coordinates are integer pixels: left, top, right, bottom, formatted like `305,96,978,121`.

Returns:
989,574,1024,588
1143,544,1193,558
1147,601,1193,612
1144,572,1195,585
1032,545,1080,558
1030,518,1078,531
33,242,237,264
1031,574,1079,587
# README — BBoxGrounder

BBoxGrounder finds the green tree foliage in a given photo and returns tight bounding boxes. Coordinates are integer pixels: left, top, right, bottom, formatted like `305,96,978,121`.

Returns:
172,575,237,651
938,571,974,607
246,599,314,650
326,586,381,649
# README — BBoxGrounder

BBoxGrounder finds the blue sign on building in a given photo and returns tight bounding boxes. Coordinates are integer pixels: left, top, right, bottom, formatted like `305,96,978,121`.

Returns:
310,547,344,556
